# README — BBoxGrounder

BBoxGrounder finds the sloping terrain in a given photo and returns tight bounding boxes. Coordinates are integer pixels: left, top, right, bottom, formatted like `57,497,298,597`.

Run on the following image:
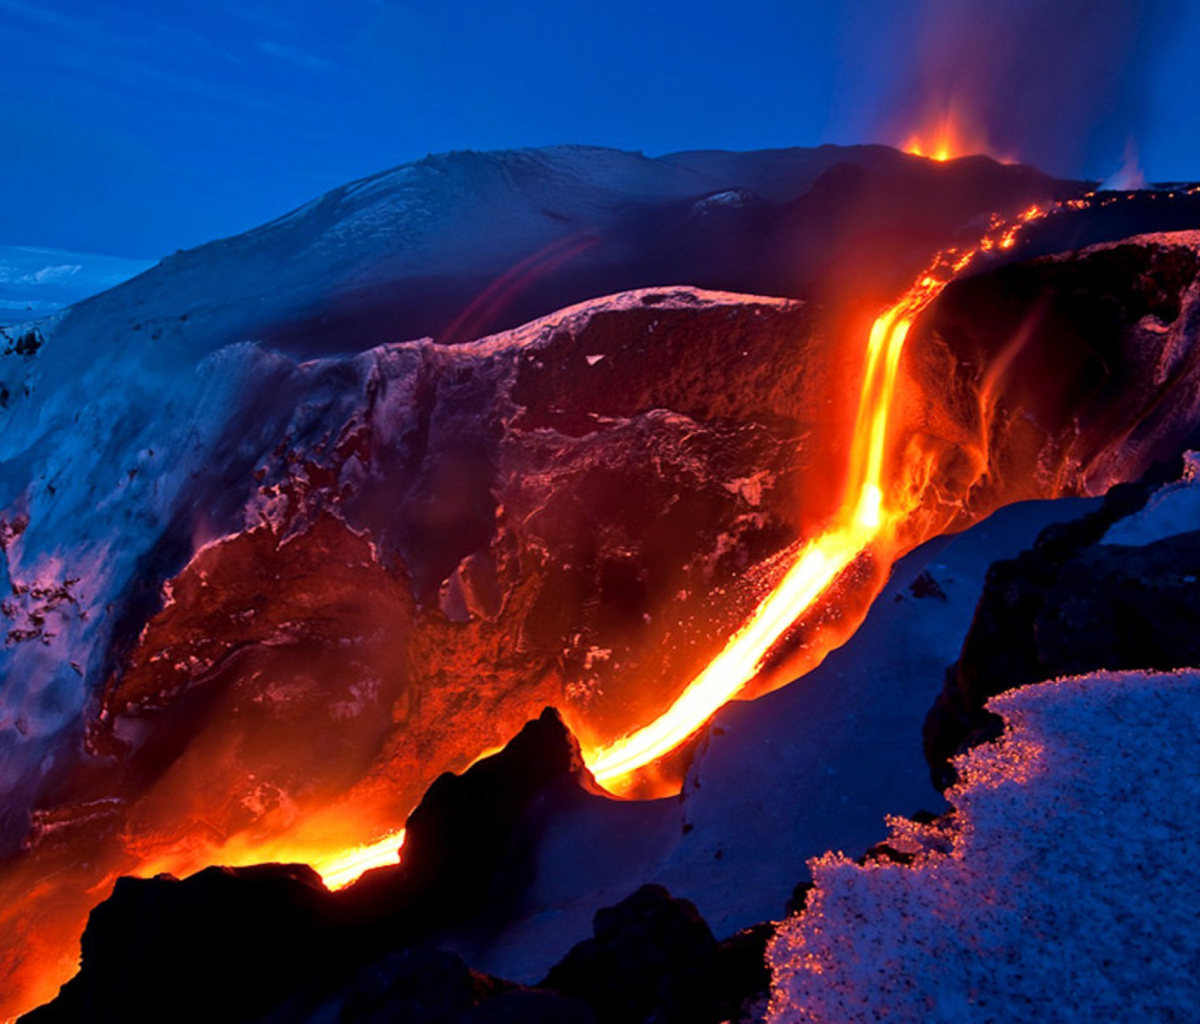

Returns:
5,148,1200,1022
0,247,155,326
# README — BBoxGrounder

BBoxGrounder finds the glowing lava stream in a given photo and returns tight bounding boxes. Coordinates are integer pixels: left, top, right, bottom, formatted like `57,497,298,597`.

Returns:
316,830,407,890
583,208,1045,786
584,303,921,783
315,204,1049,888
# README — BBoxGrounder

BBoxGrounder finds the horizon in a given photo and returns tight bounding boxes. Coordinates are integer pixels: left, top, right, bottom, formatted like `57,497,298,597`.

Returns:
3,0,1198,260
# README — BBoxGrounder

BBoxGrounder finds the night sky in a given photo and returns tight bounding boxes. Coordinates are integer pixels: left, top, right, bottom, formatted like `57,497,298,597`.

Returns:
3,0,1198,259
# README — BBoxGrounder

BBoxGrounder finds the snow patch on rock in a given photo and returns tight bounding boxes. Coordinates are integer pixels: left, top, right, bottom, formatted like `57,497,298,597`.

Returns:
1103,450,1200,546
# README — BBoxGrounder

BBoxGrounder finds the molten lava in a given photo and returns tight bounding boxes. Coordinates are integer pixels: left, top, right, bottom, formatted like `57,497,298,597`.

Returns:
583,207,1047,791
900,104,989,162
315,830,406,891
294,202,1055,880
6,200,1071,1022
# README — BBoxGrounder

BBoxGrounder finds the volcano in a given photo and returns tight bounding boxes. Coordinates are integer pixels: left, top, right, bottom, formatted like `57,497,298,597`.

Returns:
4,144,1200,1024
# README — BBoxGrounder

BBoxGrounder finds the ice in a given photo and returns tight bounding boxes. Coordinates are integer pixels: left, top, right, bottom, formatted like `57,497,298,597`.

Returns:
1103,451,1200,546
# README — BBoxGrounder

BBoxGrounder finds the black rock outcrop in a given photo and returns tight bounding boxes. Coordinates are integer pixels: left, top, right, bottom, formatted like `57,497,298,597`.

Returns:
343,707,599,937
20,863,342,1024
542,883,721,1023
22,708,774,1024
22,708,597,1024
924,458,1200,788
286,947,508,1024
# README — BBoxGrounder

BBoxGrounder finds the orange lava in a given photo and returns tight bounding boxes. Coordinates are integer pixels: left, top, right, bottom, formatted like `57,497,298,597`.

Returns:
901,103,990,162
8,203,1058,1024
314,830,406,890
584,207,1047,791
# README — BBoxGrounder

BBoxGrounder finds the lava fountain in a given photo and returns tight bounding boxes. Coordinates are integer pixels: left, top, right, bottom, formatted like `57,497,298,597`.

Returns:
900,101,991,162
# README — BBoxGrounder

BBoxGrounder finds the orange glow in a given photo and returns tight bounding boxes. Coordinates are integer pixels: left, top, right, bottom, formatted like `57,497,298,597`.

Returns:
312,830,406,890
7,202,1060,1024
584,206,1048,792
118,822,407,892
903,135,957,162
587,525,865,783
901,103,990,162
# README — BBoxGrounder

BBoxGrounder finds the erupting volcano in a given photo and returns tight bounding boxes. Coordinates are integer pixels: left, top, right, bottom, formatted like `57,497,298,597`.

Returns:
900,108,989,163
5,47,1200,1019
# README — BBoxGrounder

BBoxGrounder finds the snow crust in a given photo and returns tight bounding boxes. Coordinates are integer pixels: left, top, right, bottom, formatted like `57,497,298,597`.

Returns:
445,496,1100,983
767,669,1200,1023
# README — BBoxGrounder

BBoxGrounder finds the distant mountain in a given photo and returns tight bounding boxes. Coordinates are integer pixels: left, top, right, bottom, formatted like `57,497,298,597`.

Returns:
9,144,1076,371
0,246,156,326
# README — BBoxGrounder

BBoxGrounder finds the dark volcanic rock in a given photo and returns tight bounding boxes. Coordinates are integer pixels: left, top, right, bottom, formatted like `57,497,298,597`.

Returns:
541,884,723,1024
714,923,775,1021
20,863,341,1024
22,709,598,1024
455,990,597,1024
22,712,763,1024
536,885,771,1024
906,235,1200,522
309,948,506,1024
924,456,1200,788
343,707,598,937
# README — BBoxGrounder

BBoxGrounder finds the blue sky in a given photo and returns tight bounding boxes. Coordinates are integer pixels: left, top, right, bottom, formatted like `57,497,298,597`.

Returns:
2,0,1198,258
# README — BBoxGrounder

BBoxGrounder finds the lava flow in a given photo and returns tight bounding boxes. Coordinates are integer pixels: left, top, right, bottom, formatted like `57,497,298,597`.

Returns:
582,205,1047,790
315,829,407,890
321,201,1052,883
2,201,1063,1024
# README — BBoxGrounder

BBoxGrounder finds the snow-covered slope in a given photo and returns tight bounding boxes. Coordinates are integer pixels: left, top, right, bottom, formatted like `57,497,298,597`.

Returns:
767,453,1200,1023
0,247,155,325
4,144,1071,377
766,669,1200,1023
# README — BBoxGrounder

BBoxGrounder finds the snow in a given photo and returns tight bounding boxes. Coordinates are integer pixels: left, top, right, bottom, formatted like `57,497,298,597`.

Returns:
1103,451,1200,546
766,669,1200,1023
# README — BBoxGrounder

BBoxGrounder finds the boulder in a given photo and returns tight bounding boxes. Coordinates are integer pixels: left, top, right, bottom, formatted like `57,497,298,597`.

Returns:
20,864,340,1024
541,884,723,1024
924,455,1200,787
